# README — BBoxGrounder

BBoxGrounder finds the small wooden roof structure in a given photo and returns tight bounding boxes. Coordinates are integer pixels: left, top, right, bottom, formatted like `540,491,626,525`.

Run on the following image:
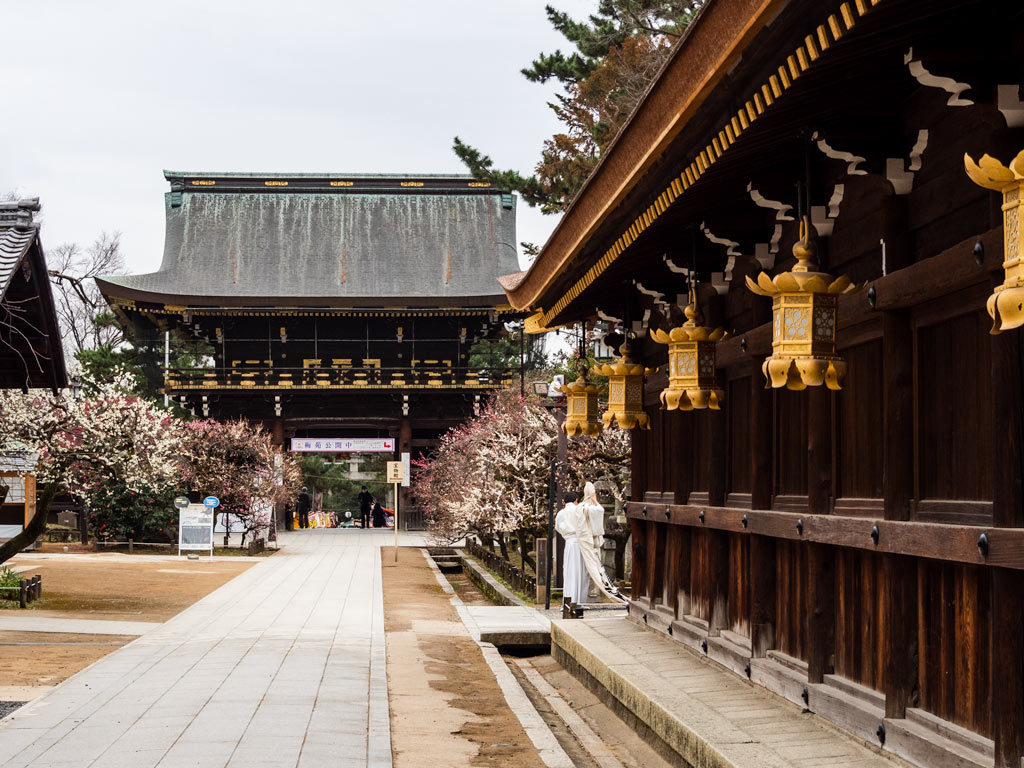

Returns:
0,199,67,392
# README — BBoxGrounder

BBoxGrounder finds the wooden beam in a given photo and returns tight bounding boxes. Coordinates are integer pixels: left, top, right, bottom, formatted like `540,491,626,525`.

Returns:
625,502,1024,569
716,227,1003,370
882,554,917,718
883,310,914,521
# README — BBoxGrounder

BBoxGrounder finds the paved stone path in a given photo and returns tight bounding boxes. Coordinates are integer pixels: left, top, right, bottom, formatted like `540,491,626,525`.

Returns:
0,617,162,636
0,529,424,768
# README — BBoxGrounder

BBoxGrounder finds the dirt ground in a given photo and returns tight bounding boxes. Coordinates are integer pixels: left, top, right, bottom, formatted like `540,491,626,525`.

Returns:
0,631,137,688
382,548,544,768
3,556,254,621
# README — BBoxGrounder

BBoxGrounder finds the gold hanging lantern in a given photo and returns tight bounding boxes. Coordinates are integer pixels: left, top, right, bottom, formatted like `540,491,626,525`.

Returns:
557,371,602,436
594,344,655,430
746,216,857,390
964,150,1024,333
650,287,728,410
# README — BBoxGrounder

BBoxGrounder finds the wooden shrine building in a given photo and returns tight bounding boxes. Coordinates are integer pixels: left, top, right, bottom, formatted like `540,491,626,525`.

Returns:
96,172,521,466
0,199,67,392
504,1,1024,766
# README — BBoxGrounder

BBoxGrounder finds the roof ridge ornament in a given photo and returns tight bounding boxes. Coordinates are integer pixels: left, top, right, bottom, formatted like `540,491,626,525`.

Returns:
964,149,1024,333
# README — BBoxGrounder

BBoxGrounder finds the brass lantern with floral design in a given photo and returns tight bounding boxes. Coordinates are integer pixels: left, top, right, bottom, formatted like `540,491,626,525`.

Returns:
557,366,602,436
650,288,728,410
594,344,655,430
964,150,1024,333
746,216,857,390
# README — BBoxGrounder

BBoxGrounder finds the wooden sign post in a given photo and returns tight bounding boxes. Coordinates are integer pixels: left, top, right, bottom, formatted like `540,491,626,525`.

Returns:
386,461,404,562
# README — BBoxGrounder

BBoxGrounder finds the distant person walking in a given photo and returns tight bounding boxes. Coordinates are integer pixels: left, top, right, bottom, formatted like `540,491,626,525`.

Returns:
297,486,312,530
357,485,373,529
371,501,386,528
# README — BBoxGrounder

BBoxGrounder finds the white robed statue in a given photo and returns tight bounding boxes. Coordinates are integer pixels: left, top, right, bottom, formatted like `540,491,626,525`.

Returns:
555,486,624,605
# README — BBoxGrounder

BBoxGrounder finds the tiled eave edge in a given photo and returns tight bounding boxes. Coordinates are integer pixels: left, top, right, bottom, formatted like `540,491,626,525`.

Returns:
525,0,883,331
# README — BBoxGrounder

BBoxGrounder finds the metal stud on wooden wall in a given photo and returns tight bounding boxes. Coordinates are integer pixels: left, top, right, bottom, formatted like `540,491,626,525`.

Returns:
964,150,1024,333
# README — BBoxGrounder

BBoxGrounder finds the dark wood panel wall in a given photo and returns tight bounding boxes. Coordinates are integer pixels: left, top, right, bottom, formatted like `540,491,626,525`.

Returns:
626,243,1023,763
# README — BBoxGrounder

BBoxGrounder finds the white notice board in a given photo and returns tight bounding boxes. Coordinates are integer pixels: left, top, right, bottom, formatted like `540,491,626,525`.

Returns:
179,504,214,555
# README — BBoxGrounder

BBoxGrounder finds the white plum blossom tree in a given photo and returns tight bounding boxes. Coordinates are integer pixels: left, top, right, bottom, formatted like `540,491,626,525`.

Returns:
0,374,184,564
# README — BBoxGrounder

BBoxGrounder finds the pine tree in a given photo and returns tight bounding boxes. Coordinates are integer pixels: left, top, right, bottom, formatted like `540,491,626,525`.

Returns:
454,1,702,214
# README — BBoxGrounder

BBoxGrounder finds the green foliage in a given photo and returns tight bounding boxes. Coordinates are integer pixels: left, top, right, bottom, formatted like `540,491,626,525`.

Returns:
522,1,699,85
454,1,702,214
467,325,547,375
87,485,180,543
0,566,19,591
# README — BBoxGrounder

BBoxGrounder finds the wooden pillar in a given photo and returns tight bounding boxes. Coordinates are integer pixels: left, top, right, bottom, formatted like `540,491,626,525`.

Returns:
807,386,831,515
750,378,772,510
399,417,412,528
991,292,1024,767
750,534,776,657
630,427,644,503
708,411,727,508
707,530,730,637
806,541,835,683
882,554,917,718
883,311,914,520
631,518,647,602
272,419,285,449
993,568,1024,768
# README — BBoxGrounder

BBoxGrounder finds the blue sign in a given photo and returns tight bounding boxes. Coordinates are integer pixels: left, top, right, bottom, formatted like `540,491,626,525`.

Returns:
203,496,220,508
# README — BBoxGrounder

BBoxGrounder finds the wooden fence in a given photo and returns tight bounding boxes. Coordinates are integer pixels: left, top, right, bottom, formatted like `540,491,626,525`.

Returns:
466,539,537,596
0,575,41,608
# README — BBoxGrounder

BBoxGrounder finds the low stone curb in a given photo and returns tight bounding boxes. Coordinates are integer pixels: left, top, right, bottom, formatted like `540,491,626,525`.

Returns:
457,552,530,608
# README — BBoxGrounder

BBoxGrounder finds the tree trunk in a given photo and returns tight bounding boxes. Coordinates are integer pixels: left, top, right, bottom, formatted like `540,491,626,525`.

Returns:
0,483,58,566
497,532,510,562
517,531,536,573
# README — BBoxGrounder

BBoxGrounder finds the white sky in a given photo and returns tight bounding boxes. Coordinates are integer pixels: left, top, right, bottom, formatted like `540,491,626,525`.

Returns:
2,0,597,275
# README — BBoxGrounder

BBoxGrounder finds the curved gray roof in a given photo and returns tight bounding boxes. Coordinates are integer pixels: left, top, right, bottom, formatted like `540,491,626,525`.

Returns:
98,173,519,308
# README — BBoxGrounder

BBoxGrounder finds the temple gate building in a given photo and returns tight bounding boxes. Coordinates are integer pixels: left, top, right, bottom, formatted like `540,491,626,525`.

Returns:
504,1,1024,766
97,172,521,516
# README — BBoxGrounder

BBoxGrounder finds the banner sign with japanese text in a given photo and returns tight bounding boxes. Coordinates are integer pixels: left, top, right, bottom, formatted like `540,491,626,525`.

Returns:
290,438,395,453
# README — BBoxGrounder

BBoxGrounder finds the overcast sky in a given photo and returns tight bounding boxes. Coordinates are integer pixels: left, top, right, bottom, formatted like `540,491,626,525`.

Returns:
2,0,596,275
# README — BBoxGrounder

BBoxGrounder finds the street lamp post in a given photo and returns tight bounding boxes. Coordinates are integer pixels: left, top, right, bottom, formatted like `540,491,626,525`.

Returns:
533,380,567,608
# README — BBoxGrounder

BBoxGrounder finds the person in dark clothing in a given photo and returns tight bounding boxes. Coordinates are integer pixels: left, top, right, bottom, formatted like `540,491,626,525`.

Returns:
297,486,312,529
371,501,386,528
357,485,373,529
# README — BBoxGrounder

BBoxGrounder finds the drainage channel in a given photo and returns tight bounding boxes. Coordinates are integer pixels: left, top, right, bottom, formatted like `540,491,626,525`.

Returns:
425,548,677,768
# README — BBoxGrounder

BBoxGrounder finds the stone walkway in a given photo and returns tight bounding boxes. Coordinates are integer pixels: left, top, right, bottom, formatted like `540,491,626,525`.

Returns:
0,529,425,768
553,617,903,768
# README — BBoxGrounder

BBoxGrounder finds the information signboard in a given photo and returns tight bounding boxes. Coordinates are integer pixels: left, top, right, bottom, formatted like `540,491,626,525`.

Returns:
290,438,395,453
386,461,404,483
179,504,214,556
